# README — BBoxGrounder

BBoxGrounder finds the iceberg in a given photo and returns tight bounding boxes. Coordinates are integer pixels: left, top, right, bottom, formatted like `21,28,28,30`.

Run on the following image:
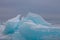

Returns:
1,12,60,40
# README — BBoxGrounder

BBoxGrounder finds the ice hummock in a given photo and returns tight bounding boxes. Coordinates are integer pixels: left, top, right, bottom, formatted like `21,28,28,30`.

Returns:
0,12,60,40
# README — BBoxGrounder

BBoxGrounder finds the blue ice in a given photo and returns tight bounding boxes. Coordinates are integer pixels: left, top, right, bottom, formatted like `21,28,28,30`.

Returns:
2,12,60,40
3,15,21,35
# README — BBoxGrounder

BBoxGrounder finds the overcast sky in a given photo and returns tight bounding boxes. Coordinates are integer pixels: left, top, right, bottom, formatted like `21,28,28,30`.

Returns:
0,0,60,25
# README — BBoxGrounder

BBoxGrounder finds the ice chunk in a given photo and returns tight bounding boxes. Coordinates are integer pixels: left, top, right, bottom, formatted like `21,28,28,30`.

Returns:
23,12,51,26
1,12,60,40
3,15,21,35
